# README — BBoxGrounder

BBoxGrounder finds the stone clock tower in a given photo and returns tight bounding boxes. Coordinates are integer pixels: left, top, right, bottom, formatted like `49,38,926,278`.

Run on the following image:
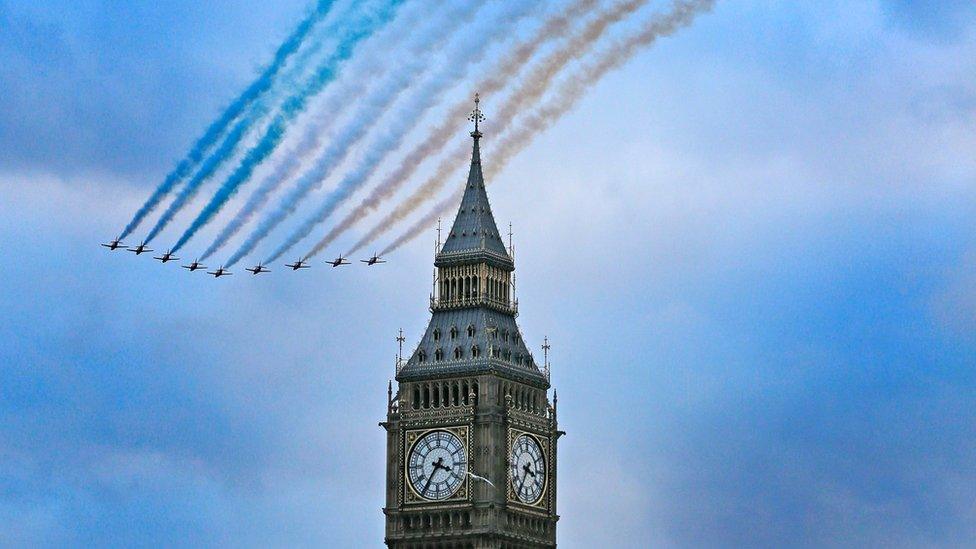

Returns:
381,97,562,548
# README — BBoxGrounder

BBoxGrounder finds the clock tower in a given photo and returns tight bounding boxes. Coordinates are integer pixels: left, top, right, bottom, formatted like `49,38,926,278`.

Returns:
381,96,562,548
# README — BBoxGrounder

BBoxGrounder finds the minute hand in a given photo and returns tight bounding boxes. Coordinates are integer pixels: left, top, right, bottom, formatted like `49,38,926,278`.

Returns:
517,463,532,496
421,473,435,498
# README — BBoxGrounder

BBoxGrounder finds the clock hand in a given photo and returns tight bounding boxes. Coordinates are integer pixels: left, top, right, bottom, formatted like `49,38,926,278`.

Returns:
421,457,446,497
517,465,529,495
522,462,536,478
421,471,435,497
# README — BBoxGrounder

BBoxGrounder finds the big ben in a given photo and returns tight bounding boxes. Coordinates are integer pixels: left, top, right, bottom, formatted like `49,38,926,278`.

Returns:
381,97,562,547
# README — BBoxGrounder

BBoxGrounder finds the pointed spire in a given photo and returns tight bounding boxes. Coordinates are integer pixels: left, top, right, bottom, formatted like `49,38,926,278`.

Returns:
438,94,511,262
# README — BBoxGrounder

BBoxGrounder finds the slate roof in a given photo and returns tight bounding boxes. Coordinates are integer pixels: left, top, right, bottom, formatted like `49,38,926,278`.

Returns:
437,135,512,266
399,307,546,388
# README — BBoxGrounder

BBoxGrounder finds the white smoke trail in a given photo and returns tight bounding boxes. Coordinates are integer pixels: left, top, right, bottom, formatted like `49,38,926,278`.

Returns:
380,0,717,255
265,0,541,263
223,0,489,268
348,0,649,255
196,3,429,261
302,0,599,259
118,0,341,240
144,0,406,247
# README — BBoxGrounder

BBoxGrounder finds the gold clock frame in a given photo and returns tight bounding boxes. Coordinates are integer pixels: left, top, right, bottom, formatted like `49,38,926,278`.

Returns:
403,426,470,504
507,428,550,508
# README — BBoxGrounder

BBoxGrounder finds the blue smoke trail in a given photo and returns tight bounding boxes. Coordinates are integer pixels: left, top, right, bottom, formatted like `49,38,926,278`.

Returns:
287,0,539,262
147,0,407,249
119,0,337,240
224,0,485,268
197,3,429,262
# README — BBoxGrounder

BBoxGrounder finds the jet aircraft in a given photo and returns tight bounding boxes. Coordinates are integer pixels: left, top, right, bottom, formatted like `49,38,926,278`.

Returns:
101,239,125,250
246,264,270,275
127,242,153,255
207,267,232,278
153,250,179,263
361,254,387,266
182,261,205,272
285,259,310,271
329,255,351,268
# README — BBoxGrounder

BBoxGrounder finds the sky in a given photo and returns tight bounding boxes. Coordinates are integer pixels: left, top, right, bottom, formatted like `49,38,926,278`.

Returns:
1,0,975,547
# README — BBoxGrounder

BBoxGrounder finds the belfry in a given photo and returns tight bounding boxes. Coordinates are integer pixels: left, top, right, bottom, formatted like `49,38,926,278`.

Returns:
382,96,562,548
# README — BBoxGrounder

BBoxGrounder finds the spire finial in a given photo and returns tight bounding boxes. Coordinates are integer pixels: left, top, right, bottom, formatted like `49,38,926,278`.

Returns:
469,93,485,138
508,222,514,256
396,328,405,362
542,336,551,382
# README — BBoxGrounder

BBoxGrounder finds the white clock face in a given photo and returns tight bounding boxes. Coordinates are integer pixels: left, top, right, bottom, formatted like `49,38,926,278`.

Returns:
510,434,546,504
407,430,467,501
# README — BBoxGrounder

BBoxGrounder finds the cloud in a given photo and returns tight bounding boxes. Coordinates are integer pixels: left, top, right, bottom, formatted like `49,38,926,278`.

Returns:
1,1,975,547
881,0,976,43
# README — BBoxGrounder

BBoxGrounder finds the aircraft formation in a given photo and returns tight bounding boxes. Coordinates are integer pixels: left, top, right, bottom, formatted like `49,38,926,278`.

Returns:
101,1,712,279
103,239,384,278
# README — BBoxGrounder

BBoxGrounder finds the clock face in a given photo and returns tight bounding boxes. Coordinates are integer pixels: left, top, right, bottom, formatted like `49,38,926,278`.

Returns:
510,433,546,504
407,430,467,501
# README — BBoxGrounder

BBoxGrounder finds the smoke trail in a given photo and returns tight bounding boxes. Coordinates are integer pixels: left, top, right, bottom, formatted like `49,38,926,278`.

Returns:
380,0,717,255
153,0,407,251
271,0,541,263
141,2,376,246
224,0,486,268
348,0,647,254
304,0,599,259
119,0,337,240
198,3,430,261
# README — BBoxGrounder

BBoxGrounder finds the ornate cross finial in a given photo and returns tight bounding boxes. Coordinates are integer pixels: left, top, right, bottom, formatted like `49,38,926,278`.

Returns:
542,336,551,381
396,328,405,361
508,222,514,255
468,93,485,137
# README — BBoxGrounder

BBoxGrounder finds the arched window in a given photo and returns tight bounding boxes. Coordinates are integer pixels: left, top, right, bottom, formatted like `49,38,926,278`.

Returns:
450,326,458,339
418,350,427,363
471,345,480,358
502,330,509,342
454,347,463,360
467,324,476,338
435,348,444,361
433,329,441,342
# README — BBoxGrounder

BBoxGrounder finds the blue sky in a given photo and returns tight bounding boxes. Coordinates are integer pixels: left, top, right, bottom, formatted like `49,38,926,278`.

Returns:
1,1,974,547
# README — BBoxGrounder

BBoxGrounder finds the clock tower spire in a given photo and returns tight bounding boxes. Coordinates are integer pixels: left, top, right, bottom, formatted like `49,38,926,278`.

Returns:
381,95,562,547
